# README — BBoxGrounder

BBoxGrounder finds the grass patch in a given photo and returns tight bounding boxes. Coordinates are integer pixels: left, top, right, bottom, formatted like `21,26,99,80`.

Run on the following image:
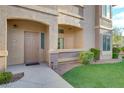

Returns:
63,62,124,88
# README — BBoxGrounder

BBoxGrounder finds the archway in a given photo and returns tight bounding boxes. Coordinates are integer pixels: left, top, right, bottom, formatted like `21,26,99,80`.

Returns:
7,19,49,65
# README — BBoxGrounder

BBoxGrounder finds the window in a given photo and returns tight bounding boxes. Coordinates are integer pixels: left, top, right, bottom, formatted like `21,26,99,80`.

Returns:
102,6,107,17
102,5,111,19
58,38,64,49
106,5,111,18
58,29,64,49
41,32,45,49
103,35,111,51
59,29,64,34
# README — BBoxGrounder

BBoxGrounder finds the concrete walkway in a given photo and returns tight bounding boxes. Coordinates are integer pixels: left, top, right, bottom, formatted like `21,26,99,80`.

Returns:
0,63,72,88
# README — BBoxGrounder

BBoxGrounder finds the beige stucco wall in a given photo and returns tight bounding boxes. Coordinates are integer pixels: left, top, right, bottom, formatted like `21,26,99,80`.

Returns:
38,5,57,10
58,13,84,28
0,5,58,70
6,5,58,52
59,25,83,49
0,5,113,70
58,6,84,29
74,30,83,48
0,7,7,71
58,5,84,17
0,5,85,69
58,5,84,51
7,23,24,65
83,5,95,50
7,20,49,65
95,5,112,59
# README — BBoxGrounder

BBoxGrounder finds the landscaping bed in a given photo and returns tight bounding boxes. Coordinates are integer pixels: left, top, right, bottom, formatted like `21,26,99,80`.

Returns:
0,72,24,85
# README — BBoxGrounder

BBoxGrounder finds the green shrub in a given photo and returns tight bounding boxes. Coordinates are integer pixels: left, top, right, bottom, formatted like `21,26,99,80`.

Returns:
79,51,94,65
112,53,119,59
90,48,100,61
121,47,124,51
112,47,120,59
113,47,120,53
0,72,13,85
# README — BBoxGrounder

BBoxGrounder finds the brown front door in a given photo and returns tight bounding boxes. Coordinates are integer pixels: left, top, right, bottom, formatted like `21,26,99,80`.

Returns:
24,32,39,64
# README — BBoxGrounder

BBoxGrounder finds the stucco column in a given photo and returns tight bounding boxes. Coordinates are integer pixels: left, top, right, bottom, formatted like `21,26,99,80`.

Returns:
0,7,7,71
95,28,100,49
48,21,58,68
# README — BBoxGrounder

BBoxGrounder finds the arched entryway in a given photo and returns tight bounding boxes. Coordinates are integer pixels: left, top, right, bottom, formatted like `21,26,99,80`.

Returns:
7,19,49,65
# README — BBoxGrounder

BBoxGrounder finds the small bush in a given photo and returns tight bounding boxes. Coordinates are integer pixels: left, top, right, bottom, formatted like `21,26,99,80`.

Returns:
90,48,100,61
112,47,120,59
79,51,94,65
0,72,13,85
112,53,119,59
113,47,120,53
121,47,124,52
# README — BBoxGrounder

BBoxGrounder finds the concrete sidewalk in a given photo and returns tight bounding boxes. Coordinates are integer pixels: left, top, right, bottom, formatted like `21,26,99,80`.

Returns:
0,63,72,88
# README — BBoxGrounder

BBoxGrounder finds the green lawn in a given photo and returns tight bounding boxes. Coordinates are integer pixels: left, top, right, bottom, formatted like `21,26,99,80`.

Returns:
63,62,124,88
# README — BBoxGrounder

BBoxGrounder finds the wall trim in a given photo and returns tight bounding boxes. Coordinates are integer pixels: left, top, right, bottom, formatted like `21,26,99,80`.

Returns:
58,9,84,20
58,49,84,53
0,50,8,57
95,25,112,30
14,5,58,16
49,49,84,53
75,5,84,8
58,57,78,62
49,50,59,53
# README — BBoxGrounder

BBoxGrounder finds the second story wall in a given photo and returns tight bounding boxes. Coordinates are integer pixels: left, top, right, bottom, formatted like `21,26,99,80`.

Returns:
58,5,84,17
83,5,95,50
95,5,112,29
95,5,112,59
16,5,58,16
58,5,84,28
15,5,84,29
